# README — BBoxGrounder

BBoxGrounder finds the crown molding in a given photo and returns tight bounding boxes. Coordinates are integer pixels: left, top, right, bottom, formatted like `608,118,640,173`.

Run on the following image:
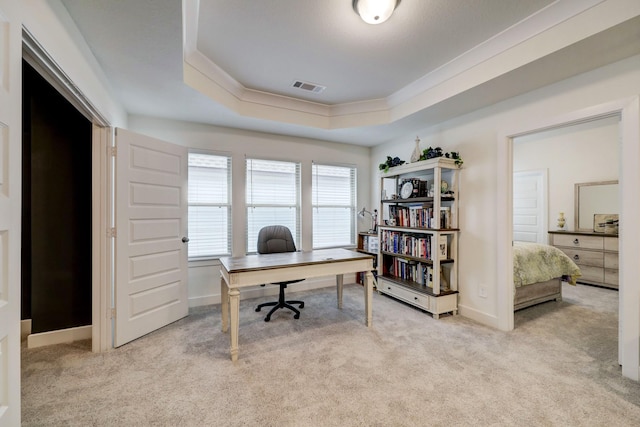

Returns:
182,0,637,130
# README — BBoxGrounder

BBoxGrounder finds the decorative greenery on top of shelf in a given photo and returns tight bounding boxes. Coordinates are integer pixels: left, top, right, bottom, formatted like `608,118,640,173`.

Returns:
378,156,405,172
420,147,463,167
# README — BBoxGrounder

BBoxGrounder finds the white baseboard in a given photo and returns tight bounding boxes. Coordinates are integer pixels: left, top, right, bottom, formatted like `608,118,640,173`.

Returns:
457,304,499,329
27,325,92,349
188,274,356,308
21,319,32,340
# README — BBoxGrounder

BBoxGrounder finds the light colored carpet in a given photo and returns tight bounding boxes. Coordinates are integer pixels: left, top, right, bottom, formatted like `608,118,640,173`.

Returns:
22,283,640,426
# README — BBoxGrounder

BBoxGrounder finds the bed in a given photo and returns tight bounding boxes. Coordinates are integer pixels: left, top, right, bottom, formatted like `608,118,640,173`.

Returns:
513,242,581,311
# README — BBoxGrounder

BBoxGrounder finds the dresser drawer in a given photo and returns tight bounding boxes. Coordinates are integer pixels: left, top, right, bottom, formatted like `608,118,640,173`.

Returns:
379,279,431,311
552,234,603,250
604,269,619,287
578,265,604,283
604,237,619,252
559,248,603,267
604,252,618,269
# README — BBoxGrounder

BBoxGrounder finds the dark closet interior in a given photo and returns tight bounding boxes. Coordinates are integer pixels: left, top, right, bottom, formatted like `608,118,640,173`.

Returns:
21,60,93,333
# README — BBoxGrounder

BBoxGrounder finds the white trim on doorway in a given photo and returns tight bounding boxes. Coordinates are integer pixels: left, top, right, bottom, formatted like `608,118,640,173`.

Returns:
23,30,114,353
497,96,640,381
22,29,110,127
92,125,114,352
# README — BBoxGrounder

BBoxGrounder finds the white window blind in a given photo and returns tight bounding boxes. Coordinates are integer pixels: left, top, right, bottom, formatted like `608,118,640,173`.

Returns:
246,158,301,253
312,163,356,248
188,152,231,259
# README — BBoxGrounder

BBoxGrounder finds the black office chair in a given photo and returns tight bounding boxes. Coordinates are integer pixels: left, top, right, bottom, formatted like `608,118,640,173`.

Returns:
255,225,305,322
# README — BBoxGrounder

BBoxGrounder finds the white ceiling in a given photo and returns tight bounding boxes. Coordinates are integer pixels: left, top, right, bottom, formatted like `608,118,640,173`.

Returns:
59,0,640,146
195,0,554,104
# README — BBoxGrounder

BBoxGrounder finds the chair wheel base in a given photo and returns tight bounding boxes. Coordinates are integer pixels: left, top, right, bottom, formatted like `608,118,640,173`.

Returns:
255,284,304,322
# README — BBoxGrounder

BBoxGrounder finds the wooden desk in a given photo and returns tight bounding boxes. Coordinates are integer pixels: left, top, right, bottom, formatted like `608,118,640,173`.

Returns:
219,248,375,361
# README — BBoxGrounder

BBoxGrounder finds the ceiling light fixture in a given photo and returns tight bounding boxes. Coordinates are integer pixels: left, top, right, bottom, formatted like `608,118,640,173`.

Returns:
353,0,400,25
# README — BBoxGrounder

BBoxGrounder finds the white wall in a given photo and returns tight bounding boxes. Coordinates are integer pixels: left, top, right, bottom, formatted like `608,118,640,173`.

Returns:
513,116,620,232
128,116,372,307
23,0,127,127
21,0,374,310
371,54,640,327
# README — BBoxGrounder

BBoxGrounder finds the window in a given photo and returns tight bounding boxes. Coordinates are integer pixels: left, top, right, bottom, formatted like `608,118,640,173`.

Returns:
188,152,231,259
312,163,356,248
246,158,301,253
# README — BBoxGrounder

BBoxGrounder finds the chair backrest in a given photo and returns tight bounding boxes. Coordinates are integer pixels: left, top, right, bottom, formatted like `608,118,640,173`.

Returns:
257,225,297,254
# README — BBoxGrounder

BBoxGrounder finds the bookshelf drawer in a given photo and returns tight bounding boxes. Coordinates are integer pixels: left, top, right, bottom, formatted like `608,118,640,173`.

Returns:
379,280,430,311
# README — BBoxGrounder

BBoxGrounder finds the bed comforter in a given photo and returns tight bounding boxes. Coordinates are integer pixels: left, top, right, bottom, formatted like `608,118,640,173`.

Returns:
513,242,581,288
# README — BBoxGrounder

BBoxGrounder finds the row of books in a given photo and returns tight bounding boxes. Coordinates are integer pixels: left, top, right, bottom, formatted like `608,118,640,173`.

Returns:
389,259,433,287
381,230,432,259
388,205,452,229
361,235,379,253
388,259,451,291
381,231,449,259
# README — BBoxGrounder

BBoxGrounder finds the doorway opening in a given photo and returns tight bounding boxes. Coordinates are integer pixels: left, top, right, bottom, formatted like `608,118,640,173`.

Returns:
21,60,93,347
497,96,640,381
511,116,621,368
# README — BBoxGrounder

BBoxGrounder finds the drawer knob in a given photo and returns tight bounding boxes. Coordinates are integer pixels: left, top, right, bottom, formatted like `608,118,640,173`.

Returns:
573,254,580,261
414,297,418,301
573,239,579,245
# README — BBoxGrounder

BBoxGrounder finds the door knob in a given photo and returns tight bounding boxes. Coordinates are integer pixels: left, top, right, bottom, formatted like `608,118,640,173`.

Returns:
182,237,190,243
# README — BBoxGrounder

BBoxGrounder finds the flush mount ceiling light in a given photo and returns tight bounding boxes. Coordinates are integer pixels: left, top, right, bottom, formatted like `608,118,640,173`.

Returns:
353,0,400,25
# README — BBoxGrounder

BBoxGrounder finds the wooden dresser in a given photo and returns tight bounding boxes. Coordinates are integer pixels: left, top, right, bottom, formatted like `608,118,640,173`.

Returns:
548,231,618,289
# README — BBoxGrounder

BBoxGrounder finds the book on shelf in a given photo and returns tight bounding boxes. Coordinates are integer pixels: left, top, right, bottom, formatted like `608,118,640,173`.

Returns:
392,258,427,283
416,262,424,285
381,230,432,259
367,236,379,253
424,265,434,288
438,234,448,258
388,204,434,228
440,206,451,228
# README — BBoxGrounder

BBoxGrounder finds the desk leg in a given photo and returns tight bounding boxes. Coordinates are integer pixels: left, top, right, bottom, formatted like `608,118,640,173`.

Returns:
365,271,373,327
229,288,240,362
336,274,343,309
220,276,229,333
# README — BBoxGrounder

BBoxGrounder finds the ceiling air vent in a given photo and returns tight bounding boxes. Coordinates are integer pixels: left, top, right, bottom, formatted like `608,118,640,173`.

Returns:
292,80,326,94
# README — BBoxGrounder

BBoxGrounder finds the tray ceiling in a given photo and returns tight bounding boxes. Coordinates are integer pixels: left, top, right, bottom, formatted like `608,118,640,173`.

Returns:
60,0,640,145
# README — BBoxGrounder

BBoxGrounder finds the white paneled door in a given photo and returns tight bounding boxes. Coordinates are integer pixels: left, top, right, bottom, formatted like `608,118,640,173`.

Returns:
115,128,188,347
513,170,547,243
0,0,22,424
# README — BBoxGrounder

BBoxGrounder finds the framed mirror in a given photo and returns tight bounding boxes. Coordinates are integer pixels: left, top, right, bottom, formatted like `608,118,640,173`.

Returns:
574,180,618,232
